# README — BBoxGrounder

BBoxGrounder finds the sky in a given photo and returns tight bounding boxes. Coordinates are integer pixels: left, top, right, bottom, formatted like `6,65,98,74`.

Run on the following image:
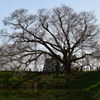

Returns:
0,0,100,29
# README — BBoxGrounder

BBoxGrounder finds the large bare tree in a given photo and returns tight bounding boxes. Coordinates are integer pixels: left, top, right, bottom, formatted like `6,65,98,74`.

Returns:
1,5,100,73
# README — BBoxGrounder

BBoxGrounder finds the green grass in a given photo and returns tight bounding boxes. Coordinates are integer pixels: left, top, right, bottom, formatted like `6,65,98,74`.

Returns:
0,89,94,100
0,70,100,100
70,71,100,89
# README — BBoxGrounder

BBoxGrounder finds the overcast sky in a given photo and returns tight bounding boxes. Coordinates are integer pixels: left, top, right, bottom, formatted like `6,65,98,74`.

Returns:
0,0,100,29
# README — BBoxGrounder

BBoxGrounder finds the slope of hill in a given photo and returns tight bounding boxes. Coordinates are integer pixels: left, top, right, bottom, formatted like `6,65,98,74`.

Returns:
0,70,99,100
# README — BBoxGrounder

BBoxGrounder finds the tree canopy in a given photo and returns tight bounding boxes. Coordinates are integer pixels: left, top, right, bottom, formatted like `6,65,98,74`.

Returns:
0,5,99,73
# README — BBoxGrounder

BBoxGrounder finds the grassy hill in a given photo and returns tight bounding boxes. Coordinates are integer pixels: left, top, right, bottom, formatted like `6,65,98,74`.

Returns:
0,70,100,100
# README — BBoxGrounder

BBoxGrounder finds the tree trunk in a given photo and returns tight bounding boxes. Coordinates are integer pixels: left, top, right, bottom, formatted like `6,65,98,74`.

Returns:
64,62,71,74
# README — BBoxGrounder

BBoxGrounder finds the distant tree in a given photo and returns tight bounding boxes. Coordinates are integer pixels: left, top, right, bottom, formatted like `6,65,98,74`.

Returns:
0,43,39,71
1,5,99,73
43,57,62,76
43,57,60,71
